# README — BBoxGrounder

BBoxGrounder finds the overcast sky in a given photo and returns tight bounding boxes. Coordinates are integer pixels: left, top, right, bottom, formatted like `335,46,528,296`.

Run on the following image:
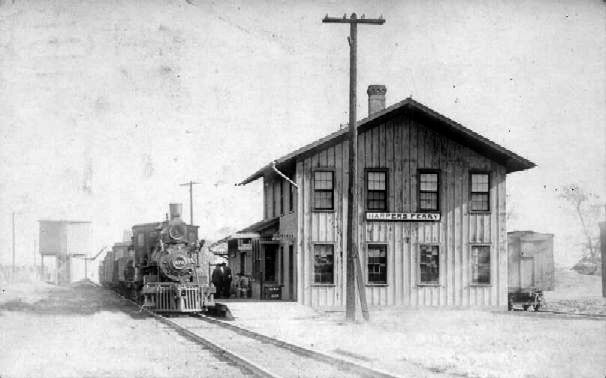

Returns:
0,0,604,266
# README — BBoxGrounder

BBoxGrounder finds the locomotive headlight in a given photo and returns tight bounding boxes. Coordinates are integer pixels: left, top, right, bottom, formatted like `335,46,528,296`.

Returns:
172,255,187,270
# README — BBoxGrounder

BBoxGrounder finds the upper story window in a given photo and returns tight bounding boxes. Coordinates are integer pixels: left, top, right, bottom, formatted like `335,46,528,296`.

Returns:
418,170,439,211
272,183,277,217
366,169,388,211
470,173,490,212
289,182,295,212
313,170,334,210
279,181,284,216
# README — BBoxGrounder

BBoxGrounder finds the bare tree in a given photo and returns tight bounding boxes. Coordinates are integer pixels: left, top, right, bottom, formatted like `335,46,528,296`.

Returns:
558,184,603,261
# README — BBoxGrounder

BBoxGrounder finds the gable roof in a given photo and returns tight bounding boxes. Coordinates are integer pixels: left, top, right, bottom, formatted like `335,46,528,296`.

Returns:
237,97,535,185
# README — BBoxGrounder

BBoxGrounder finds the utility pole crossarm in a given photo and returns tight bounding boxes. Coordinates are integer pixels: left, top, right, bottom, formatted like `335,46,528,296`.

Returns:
322,15,385,24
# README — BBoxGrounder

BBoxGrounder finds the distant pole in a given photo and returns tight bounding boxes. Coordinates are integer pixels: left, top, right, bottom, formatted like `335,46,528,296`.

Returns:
323,13,384,321
12,212,15,279
600,221,605,298
33,238,37,279
180,181,200,225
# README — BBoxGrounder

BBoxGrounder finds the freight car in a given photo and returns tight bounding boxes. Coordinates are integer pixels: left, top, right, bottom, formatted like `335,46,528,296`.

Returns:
100,203,215,313
507,231,554,311
101,250,114,288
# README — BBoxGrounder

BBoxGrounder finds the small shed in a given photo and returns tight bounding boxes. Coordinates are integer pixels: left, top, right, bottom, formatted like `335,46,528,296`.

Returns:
507,231,554,292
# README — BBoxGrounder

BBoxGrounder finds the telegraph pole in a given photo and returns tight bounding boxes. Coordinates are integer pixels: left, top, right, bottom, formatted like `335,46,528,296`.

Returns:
180,181,200,225
322,13,384,321
12,212,15,280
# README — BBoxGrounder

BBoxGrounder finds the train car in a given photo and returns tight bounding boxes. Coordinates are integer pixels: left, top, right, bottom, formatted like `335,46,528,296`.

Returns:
102,251,114,288
98,261,104,286
110,242,134,296
131,203,215,313
507,231,554,311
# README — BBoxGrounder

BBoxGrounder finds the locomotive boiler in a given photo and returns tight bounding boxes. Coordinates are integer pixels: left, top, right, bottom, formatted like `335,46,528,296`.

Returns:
131,203,214,313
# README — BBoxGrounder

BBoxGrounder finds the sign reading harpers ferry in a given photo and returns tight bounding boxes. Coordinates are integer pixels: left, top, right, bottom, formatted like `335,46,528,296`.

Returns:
366,212,441,222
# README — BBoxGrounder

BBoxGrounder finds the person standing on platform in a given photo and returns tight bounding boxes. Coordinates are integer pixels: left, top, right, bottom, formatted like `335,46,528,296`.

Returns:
222,263,232,298
211,264,223,299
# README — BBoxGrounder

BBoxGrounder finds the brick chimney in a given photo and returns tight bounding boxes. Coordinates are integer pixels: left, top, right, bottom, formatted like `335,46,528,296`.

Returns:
367,84,386,116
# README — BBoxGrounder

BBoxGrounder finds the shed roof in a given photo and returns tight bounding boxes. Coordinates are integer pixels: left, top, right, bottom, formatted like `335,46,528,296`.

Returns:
237,97,535,185
237,217,279,234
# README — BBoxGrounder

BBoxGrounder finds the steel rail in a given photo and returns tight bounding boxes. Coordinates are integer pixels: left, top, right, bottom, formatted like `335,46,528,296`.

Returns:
194,313,400,378
108,288,279,378
537,309,606,319
107,287,399,377
502,308,606,320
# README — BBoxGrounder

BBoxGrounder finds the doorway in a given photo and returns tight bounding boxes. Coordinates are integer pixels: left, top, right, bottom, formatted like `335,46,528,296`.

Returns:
288,245,294,300
264,245,277,283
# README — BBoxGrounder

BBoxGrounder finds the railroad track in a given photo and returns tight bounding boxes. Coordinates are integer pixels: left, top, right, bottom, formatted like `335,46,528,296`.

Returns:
537,309,606,319
107,288,400,378
503,308,606,320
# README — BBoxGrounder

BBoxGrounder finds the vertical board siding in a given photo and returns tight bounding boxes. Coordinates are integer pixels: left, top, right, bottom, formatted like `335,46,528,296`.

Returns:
296,114,507,309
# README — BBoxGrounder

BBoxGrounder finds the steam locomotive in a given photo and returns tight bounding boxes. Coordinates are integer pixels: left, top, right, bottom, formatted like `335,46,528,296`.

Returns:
99,203,215,313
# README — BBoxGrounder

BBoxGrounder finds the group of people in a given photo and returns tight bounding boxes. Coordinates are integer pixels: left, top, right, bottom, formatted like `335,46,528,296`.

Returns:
211,263,232,299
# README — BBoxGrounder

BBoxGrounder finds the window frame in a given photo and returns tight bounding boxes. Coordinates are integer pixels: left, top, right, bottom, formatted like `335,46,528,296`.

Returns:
417,169,440,212
417,244,441,286
470,244,492,286
279,180,284,216
311,242,336,286
312,168,335,212
469,171,491,213
365,168,389,212
366,243,388,286
289,180,295,212
272,181,277,218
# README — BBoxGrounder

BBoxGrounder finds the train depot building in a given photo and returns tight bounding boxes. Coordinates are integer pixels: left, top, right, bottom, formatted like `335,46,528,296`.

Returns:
232,85,535,309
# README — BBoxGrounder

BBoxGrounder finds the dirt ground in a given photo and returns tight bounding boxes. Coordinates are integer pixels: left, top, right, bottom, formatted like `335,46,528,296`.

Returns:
1,269,604,378
0,281,246,378
544,267,606,315
223,269,606,378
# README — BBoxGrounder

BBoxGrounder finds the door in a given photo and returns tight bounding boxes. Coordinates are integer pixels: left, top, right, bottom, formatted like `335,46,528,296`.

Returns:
264,245,277,283
288,245,294,300
520,257,535,289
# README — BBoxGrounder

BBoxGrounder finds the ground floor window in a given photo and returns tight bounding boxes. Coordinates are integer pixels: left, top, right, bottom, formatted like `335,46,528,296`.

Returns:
313,244,334,284
471,245,491,284
367,244,387,284
419,245,440,284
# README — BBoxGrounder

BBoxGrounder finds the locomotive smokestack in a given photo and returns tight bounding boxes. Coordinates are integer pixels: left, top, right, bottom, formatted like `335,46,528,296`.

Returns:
169,203,183,220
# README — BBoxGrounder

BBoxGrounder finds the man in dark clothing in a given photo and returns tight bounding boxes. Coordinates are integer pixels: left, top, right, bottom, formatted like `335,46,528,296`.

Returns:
211,264,223,299
222,263,232,298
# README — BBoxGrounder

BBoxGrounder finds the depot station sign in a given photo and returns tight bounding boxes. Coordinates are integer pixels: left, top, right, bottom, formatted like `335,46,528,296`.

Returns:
366,212,441,222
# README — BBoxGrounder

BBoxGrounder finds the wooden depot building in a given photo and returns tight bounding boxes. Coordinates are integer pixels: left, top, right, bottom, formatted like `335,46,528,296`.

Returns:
233,85,535,309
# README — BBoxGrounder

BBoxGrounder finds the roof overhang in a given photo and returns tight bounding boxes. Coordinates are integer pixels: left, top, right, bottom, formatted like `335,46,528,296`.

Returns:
237,97,535,185
230,232,261,239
